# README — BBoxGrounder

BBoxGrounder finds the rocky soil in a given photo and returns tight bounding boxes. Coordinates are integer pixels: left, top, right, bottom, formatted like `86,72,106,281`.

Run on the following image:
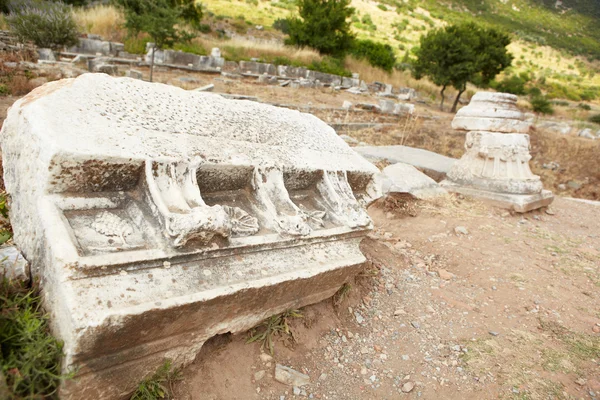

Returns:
175,196,600,400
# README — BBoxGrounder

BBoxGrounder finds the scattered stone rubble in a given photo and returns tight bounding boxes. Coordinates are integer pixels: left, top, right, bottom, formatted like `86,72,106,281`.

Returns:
441,92,554,212
0,74,382,399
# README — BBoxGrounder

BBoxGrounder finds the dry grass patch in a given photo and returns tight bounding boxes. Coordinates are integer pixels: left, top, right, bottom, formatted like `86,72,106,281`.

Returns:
73,5,125,42
199,36,322,65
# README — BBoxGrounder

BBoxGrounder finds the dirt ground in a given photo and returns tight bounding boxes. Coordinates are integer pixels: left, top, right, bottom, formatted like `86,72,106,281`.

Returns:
174,196,600,400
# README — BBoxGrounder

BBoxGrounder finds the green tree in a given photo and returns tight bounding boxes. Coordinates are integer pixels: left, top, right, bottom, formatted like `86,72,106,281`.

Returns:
285,0,355,57
114,0,202,81
413,23,513,112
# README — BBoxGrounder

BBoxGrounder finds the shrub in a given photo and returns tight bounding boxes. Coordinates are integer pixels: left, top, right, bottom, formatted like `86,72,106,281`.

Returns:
198,23,211,33
6,0,79,50
272,18,290,34
309,56,351,77
527,87,542,97
492,74,527,95
377,4,387,11
530,95,554,115
589,114,600,125
577,103,591,111
350,39,396,72
0,84,8,96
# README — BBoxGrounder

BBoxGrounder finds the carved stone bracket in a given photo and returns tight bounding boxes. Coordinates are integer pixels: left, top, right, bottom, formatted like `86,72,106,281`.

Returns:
250,167,312,236
316,171,372,229
145,158,259,247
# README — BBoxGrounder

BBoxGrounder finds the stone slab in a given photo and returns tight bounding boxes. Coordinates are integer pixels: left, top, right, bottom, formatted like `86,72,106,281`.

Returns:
440,181,554,212
1,73,381,399
354,146,456,181
381,163,447,199
0,245,30,282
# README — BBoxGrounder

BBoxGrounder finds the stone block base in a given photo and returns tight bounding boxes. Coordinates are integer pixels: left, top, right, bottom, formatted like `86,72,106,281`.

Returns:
440,181,554,212
57,236,365,399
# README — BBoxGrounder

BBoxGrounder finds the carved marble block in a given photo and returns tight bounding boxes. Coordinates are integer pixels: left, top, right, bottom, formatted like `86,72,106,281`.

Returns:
441,92,553,212
0,74,381,399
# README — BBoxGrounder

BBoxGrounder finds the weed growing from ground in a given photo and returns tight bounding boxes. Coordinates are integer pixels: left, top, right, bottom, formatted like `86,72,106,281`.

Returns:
247,309,303,355
0,280,74,399
130,360,182,400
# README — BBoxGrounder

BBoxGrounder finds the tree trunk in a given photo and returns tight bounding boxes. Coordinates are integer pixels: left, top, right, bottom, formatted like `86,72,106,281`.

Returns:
451,87,465,113
439,85,447,111
150,45,156,83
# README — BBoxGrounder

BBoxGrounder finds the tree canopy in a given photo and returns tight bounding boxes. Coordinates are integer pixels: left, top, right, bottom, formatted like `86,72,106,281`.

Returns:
285,0,355,57
413,23,513,112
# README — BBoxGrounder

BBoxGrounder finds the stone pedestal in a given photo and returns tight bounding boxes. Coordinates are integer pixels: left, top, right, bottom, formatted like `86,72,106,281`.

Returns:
441,92,553,212
0,74,381,399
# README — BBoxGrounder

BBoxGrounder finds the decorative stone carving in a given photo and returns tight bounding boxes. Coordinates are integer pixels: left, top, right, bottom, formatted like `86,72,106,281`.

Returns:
441,92,553,212
0,74,381,399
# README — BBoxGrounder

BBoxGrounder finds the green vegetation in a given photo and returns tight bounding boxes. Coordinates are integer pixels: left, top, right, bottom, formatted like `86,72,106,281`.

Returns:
286,0,355,56
247,309,303,355
413,22,512,112
130,361,181,400
5,0,79,50
350,39,396,72
589,113,600,125
0,280,74,398
530,94,554,115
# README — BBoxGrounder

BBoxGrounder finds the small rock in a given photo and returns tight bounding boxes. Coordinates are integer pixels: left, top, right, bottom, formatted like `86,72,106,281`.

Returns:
203,269,212,276
401,355,410,361
293,386,301,395
411,321,420,329
252,370,265,381
545,208,555,215
455,226,469,235
260,353,273,363
394,309,406,316
575,378,587,386
354,312,365,324
489,331,499,337
319,373,327,381
275,364,310,387
593,325,600,333
437,269,454,280
401,381,415,393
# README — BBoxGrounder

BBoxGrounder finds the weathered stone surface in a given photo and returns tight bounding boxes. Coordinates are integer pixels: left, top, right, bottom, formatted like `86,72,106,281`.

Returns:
354,145,456,181
0,74,381,399
240,61,277,76
394,103,415,115
0,245,30,282
444,132,543,194
194,83,215,92
146,47,225,71
536,120,573,135
381,163,447,199
379,99,395,114
452,92,531,133
125,69,143,80
37,48,55,61
578,128,597,139
442,91,553,212
275,364,310,386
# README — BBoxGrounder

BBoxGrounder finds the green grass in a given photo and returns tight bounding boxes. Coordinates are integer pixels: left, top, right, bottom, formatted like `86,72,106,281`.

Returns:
246,309,303,355
130,361,182,400
0,280,74,399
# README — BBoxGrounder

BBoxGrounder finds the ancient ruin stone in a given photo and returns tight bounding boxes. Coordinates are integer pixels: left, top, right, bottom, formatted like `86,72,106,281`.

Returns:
0,73,381,399
441,92,553,212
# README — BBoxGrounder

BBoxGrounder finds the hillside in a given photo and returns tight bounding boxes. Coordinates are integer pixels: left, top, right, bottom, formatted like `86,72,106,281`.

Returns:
198,0,600,100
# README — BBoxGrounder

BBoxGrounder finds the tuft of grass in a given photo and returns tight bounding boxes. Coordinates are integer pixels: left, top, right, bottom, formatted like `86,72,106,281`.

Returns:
0,280,75,398
246,309,303,355
333,283,352,307
130,360,182,400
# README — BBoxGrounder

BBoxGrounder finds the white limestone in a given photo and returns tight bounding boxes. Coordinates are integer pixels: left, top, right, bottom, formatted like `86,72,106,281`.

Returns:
381,163,447,199
452,92,530,133
441,92,553,212
0,74,381,399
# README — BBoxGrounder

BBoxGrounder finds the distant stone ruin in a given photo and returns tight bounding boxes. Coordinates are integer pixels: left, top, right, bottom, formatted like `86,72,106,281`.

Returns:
441,92,554,212
0,74,381,399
